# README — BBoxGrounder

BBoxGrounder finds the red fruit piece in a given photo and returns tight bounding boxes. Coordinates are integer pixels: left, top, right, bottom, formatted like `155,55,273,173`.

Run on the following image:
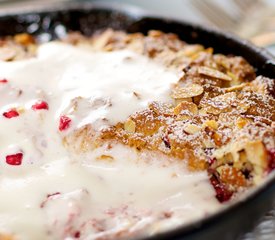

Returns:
162,135,171,149
0,79,8,83
74,231,81,238
208,158,216,166
6,153,23,166
267,149,275,173
3,109,19,118
59,115,71,131
210,174,233,203
32,101,49,110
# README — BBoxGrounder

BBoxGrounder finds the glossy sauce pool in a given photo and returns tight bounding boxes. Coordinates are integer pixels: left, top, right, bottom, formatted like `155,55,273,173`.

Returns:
0,42,221,240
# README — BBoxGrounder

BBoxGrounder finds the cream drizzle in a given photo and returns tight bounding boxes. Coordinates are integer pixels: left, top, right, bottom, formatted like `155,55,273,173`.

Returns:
0,42,221,240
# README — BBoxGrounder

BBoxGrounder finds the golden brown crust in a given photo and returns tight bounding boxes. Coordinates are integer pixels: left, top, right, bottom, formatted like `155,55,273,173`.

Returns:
60,30,275,201
2,30,274,201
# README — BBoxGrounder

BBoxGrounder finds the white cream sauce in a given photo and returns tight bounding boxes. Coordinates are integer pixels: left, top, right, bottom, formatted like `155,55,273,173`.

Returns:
0,42,221,240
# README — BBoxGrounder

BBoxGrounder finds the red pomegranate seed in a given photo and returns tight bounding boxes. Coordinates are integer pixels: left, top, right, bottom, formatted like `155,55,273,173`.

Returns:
0,79,8,83
59,115,71,131
210,174,233,203
6,153,23,166
32,101,49,110
3,109,19,118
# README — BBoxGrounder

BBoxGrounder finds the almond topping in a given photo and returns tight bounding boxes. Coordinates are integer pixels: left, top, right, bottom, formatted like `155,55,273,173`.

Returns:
93,29,114,49
183,124,201,134
225,83,246,92
124,119,136,133
149,101,174,116
171,84,204,99
203,120,218,130
174,101,198,115
204,92,237,115
181,45,204,57
96,155,114,162
198,66,232,81
236,117,250,129
175,98,193,105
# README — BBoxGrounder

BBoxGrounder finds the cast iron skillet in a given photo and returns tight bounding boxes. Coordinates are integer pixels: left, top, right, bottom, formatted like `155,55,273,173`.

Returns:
0,2,274,240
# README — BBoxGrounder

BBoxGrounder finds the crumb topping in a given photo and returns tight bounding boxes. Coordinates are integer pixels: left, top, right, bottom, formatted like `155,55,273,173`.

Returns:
60,30,275,201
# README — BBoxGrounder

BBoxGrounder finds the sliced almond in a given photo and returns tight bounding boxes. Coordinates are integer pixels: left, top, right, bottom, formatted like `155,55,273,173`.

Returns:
204,106,223,115
199,108,208,115
236,117,250,129
203,120,218,130
171,84,204,99
225,83,246,92
202,139,215,148
124,118,136,133
204,92,236,115
174,101,198,115
176,115,192,121
183,123,201,134
226,71,238,81
175,98,193,105
93,29,114,49
149,101,174,116
198,66,232,81
181,45,204,57
236,101,250,113
96,154,114,162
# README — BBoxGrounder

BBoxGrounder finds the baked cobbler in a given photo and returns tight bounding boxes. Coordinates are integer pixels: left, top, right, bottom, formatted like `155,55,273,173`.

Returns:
0,30,274,240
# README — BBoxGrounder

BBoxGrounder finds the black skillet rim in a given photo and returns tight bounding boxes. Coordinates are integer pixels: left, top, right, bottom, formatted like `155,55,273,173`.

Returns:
0,2,274,240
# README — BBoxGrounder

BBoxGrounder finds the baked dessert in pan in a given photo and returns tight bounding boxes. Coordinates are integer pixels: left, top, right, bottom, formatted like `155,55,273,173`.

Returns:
0,13,274,240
